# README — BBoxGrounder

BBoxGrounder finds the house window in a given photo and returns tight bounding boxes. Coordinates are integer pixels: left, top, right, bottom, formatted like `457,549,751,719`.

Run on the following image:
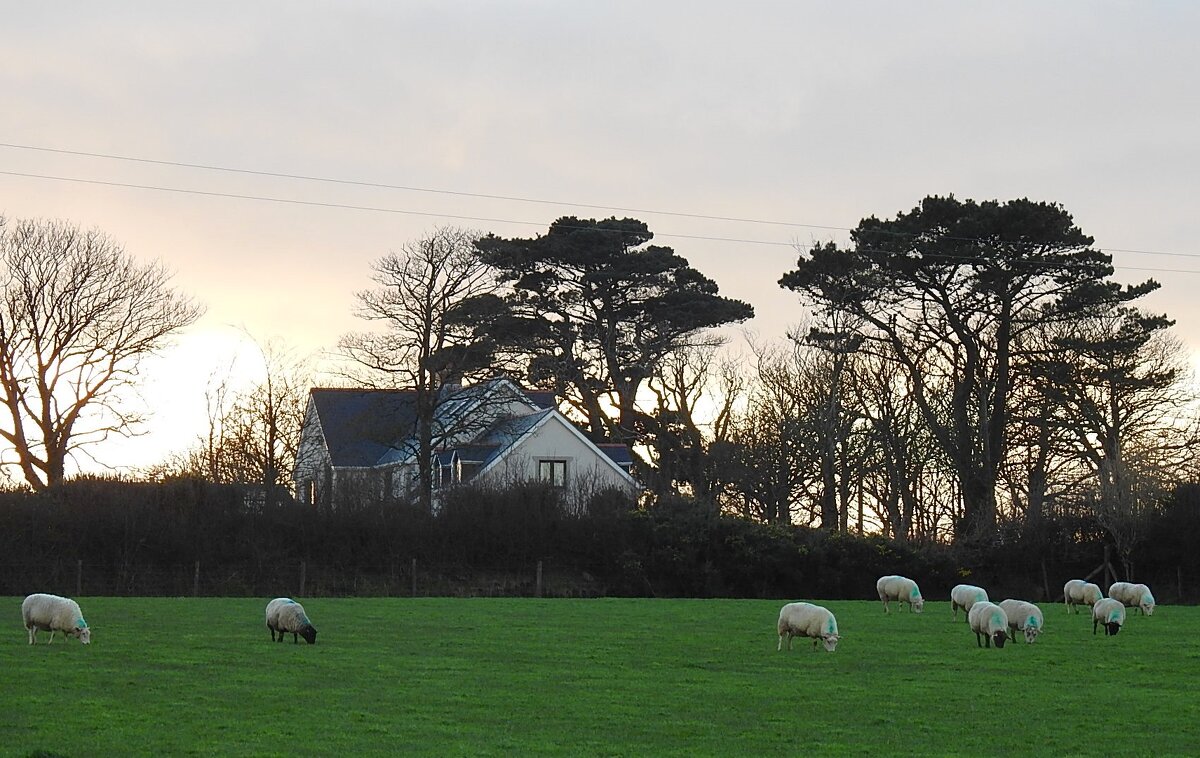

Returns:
538,459,567,487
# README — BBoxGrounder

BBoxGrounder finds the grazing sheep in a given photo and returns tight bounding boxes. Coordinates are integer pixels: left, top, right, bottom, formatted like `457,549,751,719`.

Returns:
266,598,317,644
876,575,925,614
950,584,989,622
21,593,91,645
1108,582,1156,616
1063,579,1104,614
777,602,840,652
998,599,1045,644
968,601,1010,649
1093,598,1126,636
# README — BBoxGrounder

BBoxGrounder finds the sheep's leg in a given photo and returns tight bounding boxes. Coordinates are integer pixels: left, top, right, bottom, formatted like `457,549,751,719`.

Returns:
292,632,299,644
46,630,55,644
27,627,35,645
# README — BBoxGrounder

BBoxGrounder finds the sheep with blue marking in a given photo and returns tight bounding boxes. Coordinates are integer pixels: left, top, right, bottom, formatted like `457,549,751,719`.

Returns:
998,599,1044,644
950,583,989,622
968,601,1009,648
22,593,91,645
266,598,318,644
876,575,924,614
1107,582,1155,616
1063,579,1104,614
1093,598,1126,636
777,602,840,652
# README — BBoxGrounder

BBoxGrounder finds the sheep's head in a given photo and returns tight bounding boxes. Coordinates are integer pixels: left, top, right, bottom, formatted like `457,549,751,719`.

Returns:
1023,623,1041,644
992,631,1007,649
75,624,91,645
1104,621,1121,636
299,625,317,645
821,634,840,652
1141,598,1155,616
910,596,924,614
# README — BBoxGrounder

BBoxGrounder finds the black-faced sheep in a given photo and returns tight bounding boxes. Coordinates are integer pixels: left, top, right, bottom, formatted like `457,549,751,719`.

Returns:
968,601,1009,649
266,597,318,644
1092,598,1126,636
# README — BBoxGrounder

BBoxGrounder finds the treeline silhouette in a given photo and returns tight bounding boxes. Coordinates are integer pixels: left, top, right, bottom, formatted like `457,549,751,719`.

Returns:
2,478,1197,602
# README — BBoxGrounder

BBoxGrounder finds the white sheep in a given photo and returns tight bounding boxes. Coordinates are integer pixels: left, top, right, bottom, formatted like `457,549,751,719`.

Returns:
998,598,1045,644
265,597,318,644
876,575,925,614
1107,582,1156,616
1063,579,1104,614
950,584,989,622
21,593,91,645
777,602,840,652
1092,597,1126,636
968,601,1010,648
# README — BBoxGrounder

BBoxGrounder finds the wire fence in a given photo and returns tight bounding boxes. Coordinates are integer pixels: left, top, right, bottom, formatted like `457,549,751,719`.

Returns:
0,558,614,599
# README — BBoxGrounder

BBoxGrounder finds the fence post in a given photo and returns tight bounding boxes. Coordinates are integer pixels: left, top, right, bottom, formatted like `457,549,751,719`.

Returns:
536,560,543,598
411,558,418,597
76,559,83,597
193,561,201,597
299,561,307,597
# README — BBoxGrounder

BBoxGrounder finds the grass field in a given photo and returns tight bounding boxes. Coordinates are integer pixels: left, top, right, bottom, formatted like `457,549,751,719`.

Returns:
2,596,1198,757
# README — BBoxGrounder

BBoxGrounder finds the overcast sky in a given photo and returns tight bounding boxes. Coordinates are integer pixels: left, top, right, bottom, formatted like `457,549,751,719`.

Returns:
2,2,1198,475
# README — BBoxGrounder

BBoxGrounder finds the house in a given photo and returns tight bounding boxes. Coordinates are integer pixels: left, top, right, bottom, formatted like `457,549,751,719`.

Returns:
293,378,639,510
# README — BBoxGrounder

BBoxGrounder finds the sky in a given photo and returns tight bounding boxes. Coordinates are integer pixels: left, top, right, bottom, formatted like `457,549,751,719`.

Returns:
1,1,1198,477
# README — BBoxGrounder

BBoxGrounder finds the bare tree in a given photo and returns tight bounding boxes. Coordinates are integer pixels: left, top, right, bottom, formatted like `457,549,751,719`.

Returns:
156,336,311,508
1039,307,1199,577
0,217,203,490
338,226,498,511
640,340,744,501
721,339,825,525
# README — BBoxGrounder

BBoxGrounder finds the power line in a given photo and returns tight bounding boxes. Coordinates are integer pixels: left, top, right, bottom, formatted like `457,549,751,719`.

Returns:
4,141,1192,260
0,170,796,248
0,141,849,234
2,166,1198,276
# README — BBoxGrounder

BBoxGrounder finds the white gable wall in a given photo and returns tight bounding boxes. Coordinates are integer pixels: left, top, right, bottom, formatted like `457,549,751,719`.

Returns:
475,413,638,512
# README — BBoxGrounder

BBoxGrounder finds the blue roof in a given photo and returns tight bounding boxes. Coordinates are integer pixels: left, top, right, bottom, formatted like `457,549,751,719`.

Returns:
310,380,556,468
310,389,419,467
597,444,635,467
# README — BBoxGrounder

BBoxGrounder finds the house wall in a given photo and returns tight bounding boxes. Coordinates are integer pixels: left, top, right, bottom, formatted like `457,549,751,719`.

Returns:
476,415,639,511
293,399,331,507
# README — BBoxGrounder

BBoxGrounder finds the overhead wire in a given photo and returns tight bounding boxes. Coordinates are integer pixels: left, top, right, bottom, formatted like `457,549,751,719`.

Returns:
1,142,1197,274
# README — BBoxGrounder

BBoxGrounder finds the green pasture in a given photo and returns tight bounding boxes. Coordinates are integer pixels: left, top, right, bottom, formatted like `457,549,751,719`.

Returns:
2,597,1197,757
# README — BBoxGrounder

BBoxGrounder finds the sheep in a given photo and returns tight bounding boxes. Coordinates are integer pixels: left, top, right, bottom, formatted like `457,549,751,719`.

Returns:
1093,598,1126,636
876,575,925,614
1063,579,1104,614
21,593,91,645
998,599,1045,644
950,584,989,622
1107,582,1156,616
266,597,317,644
968,601,1009,649
777,602,840,652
